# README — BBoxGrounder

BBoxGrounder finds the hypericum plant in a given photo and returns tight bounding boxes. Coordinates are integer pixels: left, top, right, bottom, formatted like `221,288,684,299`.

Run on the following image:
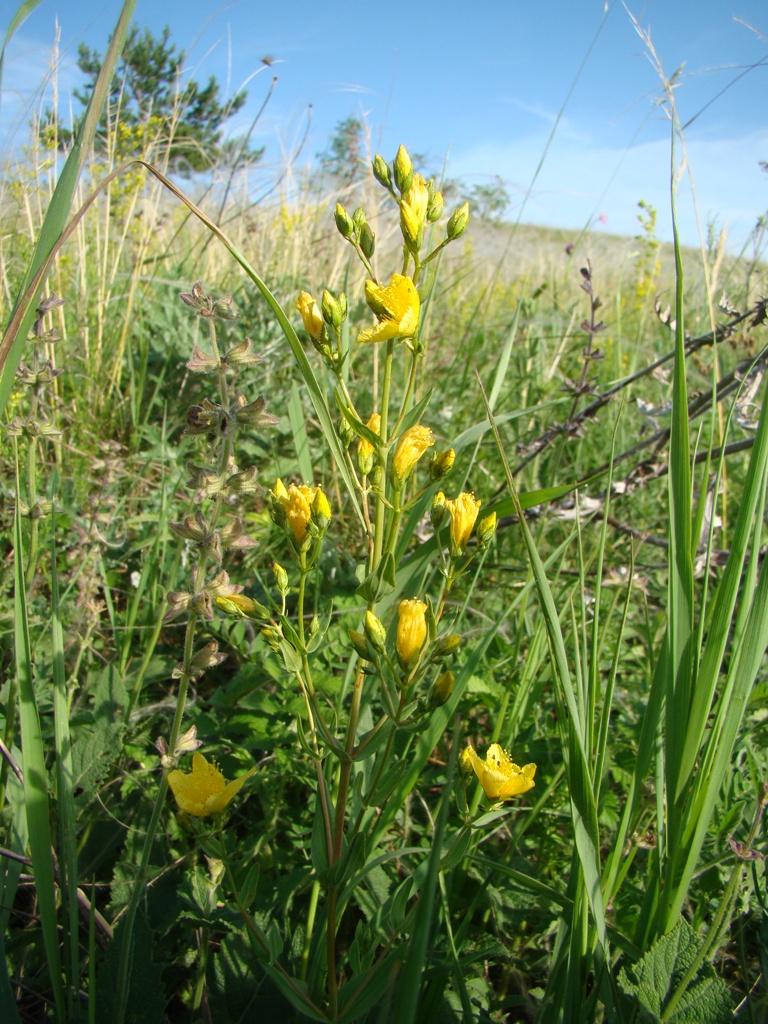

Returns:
151,144,536,1021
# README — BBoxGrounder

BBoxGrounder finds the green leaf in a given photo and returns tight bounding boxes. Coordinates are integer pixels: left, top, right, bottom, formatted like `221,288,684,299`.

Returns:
394,386,433,438
14,486,65,1021
356,550,396,603
71,667,127,808
617,919,732,1023
287,380,313,482
310,792,330,875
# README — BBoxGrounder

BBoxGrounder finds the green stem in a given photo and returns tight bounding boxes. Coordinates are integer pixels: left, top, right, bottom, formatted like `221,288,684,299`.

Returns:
389,348,419,442
372,339,395,572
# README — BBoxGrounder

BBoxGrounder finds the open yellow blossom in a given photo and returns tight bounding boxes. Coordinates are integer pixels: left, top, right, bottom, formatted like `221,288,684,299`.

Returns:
296,292,324,341
357,413,381,476
273,479,317,542
445,492,482,555
396,598,428,665
168,752,255,817
393,425,434,482
358,274,420,344
466,743,536,801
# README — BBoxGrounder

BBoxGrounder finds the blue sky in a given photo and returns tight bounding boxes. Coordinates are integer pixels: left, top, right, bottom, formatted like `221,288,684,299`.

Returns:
2,0,767,248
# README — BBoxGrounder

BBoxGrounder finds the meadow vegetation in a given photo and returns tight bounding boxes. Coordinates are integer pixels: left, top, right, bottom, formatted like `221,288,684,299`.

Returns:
1,8,768,1023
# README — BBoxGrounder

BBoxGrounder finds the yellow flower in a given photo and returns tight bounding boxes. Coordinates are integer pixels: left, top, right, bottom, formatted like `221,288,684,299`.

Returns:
393,425,434,482
465,743,536,801
445,492,482,555
358,274,420,344
357,413,381,475
397,598,428,665
296,292,324,341
168,752,255,817
401,173,430,248
273,479,317,542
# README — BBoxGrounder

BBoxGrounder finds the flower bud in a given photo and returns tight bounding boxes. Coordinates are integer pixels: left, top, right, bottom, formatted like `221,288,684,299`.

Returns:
260,627,282,653
308,615,320,639
364,610,387,653
394,144,414,195
216,594,268,619
372,154,392,189
352,207,366,231
400,202,422,252
360,223,375,259
477,511,498,547
296,292,324,342
273,561,289,594
321,290,344,330
427,190,444,222
396,598,427,669
431,491,447,530
335,203,354,239
348,630,371,661
310,487,332,536
433,633,461,658
338,413,356,447
447,202,470,240
430,448,455,482
357,412,381,477
392,425,435,484
458,747,474,783
445,492,481,557
428,670,454,708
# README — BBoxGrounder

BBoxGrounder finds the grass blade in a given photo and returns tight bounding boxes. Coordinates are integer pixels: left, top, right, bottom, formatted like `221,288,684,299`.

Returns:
14,461,64,1020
